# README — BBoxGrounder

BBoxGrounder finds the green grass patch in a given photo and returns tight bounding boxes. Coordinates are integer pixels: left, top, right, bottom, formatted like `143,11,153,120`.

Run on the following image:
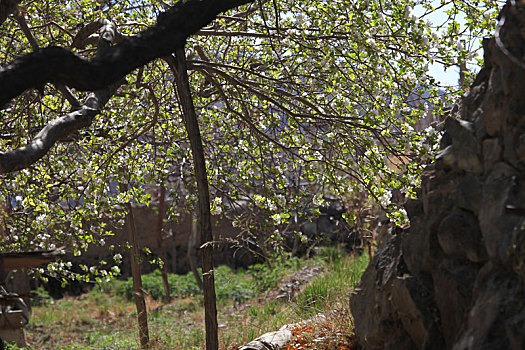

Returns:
294,250,369,317
19,249,369,349
99,256,304,304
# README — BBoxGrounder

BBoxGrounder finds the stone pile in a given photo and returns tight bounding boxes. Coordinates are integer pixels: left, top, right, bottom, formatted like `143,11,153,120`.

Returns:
350,3,525,349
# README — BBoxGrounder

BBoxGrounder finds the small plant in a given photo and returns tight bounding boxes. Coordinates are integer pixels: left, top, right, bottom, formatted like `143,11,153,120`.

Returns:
215,265,255,302
31,287,52,307
84,331,137,349
111,270,201,301
285,309,356,350
248,255,303,292
315,246,345,264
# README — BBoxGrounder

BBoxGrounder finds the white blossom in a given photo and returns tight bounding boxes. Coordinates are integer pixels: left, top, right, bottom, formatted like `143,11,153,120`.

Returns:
295,12,306,25
211,197,223,215
378,190,392,207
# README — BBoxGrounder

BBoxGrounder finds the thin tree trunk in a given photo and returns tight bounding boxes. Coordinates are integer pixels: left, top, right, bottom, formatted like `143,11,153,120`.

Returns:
119,182,149,349
459,61,468,88
188,211,204,291
170,48,218,350
0,198,9,238
156,184,171,303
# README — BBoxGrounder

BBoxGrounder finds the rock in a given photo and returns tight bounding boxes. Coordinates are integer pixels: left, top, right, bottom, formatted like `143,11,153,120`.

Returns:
444,118,482,173
485,162,515,182
350,3,525,349
516,133,525,163
453,269,522,350
479,176,520,262
436,210,487,263
265,265,325,304
455,174,482,214
238,328,292,350
482,138,501,173
474,109,487,140
481,71,504,136
350,245,408,349
238,312,340,350
432,257,478,347
435,145,456,170
389,276,443,348
351,235,445,349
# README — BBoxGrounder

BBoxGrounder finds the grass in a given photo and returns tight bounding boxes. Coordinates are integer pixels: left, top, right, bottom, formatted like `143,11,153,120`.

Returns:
7,247,368,349
98,257,303,304
294,248,369,317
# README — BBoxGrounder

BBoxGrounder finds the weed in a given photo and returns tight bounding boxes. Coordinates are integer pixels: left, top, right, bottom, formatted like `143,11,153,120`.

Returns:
83,330,137,349
249,305,258,317
248,255,303,292
30,287,52,307
215,265,255,303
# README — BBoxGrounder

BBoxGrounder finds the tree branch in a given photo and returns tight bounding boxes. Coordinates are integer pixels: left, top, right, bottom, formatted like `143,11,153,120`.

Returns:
0,18,123,174
0,0,255,108
0,0,20,25
13,9,81,108
0,88,116,173
169,49,219,350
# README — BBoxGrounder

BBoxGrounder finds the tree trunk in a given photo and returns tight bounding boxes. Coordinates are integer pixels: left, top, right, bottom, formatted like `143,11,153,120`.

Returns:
119,182,149,349
0,198,9,238
188,211,204,291
170,48,218,350
155,184,171,303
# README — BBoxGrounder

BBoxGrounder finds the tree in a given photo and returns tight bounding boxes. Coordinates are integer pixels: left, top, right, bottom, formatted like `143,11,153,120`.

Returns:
0,0,502,348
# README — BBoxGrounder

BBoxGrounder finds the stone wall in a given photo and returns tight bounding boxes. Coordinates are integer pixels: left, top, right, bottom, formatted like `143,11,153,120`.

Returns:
72,200,356,278
70,205,251,277
350,3,525,349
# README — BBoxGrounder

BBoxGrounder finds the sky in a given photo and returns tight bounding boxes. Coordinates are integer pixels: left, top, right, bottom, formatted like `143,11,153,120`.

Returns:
415,1,496,87
428,62,463,87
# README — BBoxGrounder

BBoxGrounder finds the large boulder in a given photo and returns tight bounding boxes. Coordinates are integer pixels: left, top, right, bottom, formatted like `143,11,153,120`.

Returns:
350,3,525,349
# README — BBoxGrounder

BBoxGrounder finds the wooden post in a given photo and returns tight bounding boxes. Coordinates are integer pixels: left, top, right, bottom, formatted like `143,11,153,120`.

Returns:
188,212,204,291
119,182,149,349
0,199,8,238
458,40,468,89
156,185,171,303
169,48,219,350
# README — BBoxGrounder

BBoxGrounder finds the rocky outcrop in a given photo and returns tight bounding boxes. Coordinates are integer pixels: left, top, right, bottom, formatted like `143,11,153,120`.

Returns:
350,3,525,349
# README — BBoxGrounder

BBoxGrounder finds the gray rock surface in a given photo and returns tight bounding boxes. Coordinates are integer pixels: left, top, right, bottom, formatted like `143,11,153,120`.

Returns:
350,3,525,349
237,328,293,350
